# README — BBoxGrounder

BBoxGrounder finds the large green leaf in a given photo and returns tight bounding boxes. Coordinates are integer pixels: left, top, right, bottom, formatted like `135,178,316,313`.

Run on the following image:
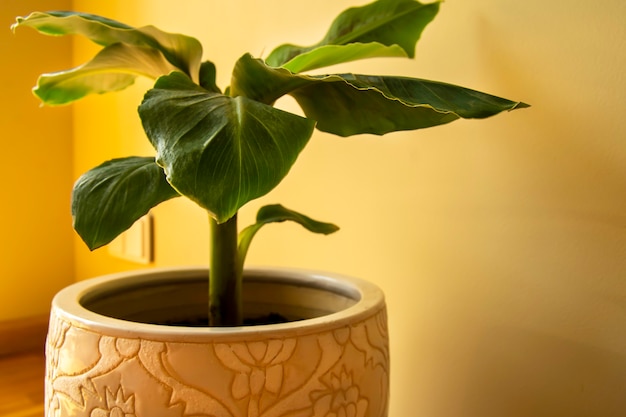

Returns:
12,11,203,105
34,43,179,105
72,156,180,250
139,72,316,223
336,74,531,119
292,74,530,136
233,54,529,136
238,204,339,270
266,0,440,69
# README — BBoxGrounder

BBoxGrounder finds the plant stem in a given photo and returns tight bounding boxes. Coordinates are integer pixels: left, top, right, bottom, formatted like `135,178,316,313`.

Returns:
209,213,242,326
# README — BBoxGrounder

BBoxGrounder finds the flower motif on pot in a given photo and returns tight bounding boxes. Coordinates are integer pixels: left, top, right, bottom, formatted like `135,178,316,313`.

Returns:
90,388,135,417
45,311,71,416
114,338,141,359
349,310,389,371
311,368,368,417
215,339,297,399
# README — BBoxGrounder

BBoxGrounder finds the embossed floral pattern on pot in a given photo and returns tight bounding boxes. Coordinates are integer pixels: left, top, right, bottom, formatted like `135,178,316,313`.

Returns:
45,268,390,417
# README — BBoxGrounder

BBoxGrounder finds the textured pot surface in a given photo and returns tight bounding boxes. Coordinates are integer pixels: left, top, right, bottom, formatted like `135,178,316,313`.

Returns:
46,267,389,417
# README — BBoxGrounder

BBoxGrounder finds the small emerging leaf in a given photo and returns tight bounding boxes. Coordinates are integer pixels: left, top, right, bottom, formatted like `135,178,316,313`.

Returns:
72,156,180,250
199,61,221,93
256,204,340,234
238,204,339,269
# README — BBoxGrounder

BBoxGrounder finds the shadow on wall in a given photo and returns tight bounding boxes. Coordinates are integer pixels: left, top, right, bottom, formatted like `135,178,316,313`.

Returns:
460,326,626,417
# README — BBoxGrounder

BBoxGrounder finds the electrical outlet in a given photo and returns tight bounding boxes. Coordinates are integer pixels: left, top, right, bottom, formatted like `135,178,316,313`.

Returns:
108,214,154,264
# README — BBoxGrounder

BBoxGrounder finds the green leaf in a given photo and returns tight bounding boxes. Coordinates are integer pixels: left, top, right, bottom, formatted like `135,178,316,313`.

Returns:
72,156,180,250
255,204,340,234
292,74,530,136
233,55,529,137
139,72,316,223
13,11,203,104
199,61,221,93
34,43,179,105
231,54,309,104
238,204,339,269
266,0,440,69
282,42,408,74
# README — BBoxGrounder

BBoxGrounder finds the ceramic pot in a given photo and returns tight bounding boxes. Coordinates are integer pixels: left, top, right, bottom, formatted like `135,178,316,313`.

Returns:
46,267,389,417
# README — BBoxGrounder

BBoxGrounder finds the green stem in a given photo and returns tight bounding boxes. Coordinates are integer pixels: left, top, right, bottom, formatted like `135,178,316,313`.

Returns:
209,213,242,326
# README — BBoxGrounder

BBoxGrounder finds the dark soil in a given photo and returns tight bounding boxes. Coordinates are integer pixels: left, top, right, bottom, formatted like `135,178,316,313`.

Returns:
158,312,291,327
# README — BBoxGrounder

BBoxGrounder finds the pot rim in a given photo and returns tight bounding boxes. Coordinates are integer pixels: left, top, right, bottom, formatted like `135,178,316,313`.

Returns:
51,266,386,341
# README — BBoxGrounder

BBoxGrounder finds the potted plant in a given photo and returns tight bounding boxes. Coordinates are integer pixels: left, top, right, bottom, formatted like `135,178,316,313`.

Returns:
13,0,527,416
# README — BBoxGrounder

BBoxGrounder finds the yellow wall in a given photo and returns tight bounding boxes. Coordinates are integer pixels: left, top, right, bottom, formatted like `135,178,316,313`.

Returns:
57,0,626,415
1,0,74,321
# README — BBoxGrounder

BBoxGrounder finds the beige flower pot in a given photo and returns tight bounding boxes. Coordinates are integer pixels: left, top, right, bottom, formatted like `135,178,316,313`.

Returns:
46,267,389,417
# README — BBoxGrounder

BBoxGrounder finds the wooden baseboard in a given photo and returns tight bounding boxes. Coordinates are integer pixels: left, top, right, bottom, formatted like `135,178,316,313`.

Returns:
0,315,49,356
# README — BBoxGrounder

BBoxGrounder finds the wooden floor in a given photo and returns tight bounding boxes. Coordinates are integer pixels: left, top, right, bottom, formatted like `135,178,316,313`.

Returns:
0,350,45,417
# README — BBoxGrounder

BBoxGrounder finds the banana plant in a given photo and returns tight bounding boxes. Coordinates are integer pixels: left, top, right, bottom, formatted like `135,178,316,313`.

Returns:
12,0,528,326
